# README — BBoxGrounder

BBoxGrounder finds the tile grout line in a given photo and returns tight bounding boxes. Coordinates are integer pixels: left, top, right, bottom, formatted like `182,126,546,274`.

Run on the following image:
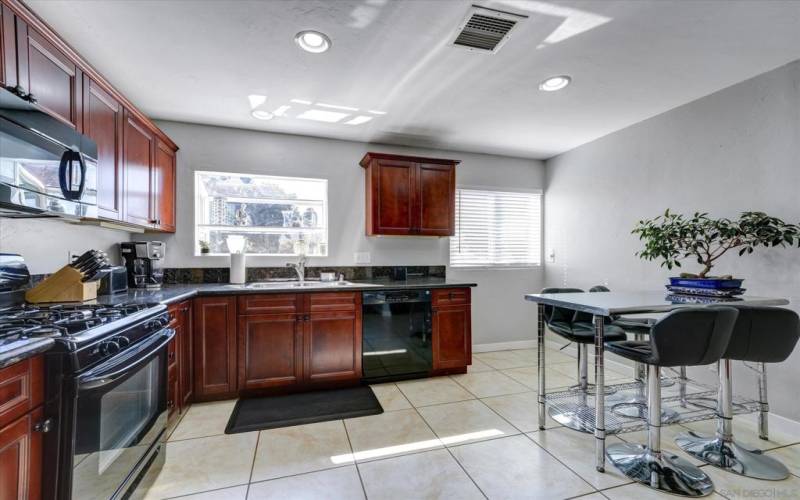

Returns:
517,430,607,495
245,430,261,499
341,418,370,500
410,404,490,500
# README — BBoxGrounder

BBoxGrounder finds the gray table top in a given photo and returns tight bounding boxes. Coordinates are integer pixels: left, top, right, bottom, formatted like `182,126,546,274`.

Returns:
524,291,790,316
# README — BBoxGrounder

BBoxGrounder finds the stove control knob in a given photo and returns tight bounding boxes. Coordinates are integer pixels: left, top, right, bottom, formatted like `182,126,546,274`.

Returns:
100,340,120,356
116,336,131,348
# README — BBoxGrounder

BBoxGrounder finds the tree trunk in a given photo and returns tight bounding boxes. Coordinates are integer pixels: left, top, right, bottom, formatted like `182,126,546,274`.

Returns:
698,264,713,278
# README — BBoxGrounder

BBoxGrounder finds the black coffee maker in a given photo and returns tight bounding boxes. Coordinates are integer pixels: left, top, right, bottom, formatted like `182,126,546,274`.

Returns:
120,241,165,289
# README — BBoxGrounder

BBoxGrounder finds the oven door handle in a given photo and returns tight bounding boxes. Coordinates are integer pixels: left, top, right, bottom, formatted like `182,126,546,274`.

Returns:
79,329,175,390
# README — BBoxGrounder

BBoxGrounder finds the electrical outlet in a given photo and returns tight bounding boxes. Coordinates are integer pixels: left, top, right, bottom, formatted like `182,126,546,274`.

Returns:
547,248,556,263
354,252,371,264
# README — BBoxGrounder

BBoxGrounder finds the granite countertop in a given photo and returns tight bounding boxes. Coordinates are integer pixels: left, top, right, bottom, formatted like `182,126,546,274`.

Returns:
0,278,476,368
97,278,478,306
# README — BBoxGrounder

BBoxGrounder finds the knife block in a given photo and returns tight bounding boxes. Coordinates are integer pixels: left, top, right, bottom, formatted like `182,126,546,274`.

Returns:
25,266,98,303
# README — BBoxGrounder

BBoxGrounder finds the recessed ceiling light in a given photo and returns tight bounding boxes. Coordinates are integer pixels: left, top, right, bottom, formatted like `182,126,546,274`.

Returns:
251,109,274,120
297,109,349,123
538,75,571,92
295,30,331,53
345,115,373,125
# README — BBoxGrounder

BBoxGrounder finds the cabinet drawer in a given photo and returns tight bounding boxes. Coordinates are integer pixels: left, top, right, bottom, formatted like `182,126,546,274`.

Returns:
432,288,470,307
306,292,360,313
238,294,299,315
0,356,44,429
168,303,180,326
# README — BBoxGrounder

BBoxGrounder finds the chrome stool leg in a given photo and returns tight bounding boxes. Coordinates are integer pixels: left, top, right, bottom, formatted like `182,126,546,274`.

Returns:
608,365,714,497
611,363,680,423
676,360,789,480
758,362,769,440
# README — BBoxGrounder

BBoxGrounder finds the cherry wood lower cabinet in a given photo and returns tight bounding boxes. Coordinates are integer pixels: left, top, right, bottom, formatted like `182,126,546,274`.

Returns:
303,293,362,386
0,355,45,500
432,288,472,372
193,296,237,401
237,292,362,395
238,313,303,391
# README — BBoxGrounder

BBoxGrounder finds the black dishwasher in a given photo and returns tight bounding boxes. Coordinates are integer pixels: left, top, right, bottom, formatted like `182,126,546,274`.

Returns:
362,290,432,382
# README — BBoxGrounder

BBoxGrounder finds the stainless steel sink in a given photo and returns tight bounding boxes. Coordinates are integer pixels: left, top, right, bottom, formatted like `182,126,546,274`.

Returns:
244,280,380,289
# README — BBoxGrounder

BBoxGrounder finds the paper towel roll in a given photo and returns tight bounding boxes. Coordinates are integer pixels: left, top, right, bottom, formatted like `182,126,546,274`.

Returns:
230,253,246,284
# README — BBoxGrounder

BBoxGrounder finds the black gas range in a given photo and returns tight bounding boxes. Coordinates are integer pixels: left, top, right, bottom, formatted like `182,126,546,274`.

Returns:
0,301,174,500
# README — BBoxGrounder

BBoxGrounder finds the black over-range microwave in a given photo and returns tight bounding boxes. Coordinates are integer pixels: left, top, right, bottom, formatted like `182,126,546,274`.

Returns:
0,86,98,219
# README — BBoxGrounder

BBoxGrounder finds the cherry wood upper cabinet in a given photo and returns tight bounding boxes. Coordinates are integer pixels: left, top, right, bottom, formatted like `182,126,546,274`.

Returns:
416,163,456,236
193,296,237,401
0,4,17,88
360,152,459,236
432,288,472,372
16,20,81,129
83,76,123,220
122,111,154,227
152,138,177,232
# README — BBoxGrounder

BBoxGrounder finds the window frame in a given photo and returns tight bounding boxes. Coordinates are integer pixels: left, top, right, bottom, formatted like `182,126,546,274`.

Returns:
193,170,329,257
449,185,543,270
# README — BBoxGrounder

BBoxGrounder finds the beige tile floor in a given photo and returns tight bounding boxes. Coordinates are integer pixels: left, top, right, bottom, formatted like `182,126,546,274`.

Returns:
132,347,800,499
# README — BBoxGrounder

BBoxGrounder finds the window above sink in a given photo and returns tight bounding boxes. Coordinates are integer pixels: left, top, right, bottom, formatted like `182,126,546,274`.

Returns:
194,171,328,256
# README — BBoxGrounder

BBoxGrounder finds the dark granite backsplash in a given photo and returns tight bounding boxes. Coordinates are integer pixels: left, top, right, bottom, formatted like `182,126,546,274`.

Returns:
162,266,446,284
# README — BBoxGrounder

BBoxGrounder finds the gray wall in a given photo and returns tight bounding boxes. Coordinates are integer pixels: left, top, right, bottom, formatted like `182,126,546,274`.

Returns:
140,121,546,347
544,60,800,420
0,218,129,274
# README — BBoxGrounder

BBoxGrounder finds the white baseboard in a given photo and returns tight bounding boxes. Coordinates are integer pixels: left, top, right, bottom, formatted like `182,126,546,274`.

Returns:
472,340,538,353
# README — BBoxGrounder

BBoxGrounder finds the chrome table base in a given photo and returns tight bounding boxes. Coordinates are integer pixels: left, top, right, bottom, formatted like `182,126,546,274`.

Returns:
675,432,789,481
607,443,715,497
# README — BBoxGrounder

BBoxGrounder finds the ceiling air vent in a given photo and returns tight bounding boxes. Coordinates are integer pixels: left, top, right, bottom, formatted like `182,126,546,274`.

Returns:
451,5,527,53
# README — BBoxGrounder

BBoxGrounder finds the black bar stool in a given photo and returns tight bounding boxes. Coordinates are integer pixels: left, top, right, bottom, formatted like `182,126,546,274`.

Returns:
675,306,800,480
540,287,627,432
605,307,739,497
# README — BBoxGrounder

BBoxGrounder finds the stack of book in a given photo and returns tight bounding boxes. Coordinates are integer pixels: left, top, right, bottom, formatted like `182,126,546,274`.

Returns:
665,277,745,303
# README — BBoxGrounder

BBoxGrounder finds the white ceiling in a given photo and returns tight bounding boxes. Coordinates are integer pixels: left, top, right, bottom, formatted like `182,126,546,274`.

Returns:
27,0,800,159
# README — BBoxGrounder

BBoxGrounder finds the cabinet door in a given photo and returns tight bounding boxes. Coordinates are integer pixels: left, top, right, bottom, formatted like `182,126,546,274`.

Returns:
123,111,154,226
167,363,178,425
17,22,81,129
303,293,362,384
83,77,123,220
238,314,303,391
178,302,194,408
367,159,416,235
193,297,237,400
0,4,17,89
416,163,455,236
432,305,471,370
152,138,177,232
0,356,44,430
0,407,43,500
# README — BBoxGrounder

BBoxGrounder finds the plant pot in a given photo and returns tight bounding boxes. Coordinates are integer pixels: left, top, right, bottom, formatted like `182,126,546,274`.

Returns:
668,277,744,290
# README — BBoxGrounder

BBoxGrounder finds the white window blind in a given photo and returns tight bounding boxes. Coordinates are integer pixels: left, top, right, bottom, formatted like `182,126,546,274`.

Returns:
450,188,542,268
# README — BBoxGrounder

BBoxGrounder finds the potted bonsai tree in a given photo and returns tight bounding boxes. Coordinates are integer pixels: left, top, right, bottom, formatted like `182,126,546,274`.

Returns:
632,210,800,287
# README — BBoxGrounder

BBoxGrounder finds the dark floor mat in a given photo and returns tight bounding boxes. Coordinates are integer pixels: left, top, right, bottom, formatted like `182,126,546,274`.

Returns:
225,386,384,434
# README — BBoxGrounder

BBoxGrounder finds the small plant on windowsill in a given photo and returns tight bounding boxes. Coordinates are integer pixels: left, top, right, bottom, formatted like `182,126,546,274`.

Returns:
198,240,210,255
632,210,800,283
